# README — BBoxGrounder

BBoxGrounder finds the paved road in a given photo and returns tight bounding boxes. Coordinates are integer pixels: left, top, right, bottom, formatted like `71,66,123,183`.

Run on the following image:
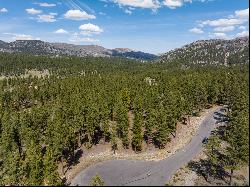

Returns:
71,106,224,186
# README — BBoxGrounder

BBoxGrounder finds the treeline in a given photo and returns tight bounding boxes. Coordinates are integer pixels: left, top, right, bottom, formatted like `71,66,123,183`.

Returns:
0,52,149,76
0,53,248,185
203,68,249,185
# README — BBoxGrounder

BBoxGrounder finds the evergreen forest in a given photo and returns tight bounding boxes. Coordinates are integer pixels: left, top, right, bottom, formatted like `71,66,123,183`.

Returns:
0,53,248,185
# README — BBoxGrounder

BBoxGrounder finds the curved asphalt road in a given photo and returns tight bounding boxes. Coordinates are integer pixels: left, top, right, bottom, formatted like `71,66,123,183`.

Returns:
71,106,224,186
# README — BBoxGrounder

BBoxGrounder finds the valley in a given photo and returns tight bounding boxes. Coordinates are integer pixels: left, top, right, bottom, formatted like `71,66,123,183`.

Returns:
0,37,248,186
0,1,249,186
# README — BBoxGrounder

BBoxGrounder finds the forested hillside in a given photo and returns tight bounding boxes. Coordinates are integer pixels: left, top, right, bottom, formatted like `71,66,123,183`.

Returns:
160,37,249,65
0,52,248,185
0,40,157,61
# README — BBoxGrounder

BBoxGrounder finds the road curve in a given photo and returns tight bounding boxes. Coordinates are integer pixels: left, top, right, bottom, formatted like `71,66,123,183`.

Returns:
71,106,224,186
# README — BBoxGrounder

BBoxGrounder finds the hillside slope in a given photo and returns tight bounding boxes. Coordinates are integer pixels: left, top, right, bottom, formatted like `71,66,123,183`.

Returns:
159,37,249,65
0,40,158,61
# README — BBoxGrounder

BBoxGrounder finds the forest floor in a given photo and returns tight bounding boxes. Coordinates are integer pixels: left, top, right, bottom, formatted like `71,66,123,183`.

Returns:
167,151,249,186
63,105,220,184
0,69,49,80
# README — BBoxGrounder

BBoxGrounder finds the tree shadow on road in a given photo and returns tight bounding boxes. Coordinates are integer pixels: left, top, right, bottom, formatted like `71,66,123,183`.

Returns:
65,149,83,174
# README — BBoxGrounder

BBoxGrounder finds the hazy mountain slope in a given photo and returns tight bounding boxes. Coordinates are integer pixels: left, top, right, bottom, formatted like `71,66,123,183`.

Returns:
52,43,111,57
0,40,9,52
111,49,157,60
0,40,158,60
159,36,249,65
7,40,61,55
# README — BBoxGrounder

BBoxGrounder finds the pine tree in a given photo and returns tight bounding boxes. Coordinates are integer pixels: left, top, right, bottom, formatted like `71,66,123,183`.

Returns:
90,174,105,186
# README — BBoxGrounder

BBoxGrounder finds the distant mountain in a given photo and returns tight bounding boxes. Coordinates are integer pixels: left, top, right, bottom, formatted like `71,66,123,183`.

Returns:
0,40,158,61
111,49,157,61
159,36,249,65
2,40,61,55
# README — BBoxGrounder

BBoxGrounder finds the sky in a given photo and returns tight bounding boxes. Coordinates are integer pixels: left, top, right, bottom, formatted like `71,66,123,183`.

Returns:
0,0,249,54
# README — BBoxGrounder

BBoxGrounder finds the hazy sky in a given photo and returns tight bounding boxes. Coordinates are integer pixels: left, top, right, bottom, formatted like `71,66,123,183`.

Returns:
0,0,249,54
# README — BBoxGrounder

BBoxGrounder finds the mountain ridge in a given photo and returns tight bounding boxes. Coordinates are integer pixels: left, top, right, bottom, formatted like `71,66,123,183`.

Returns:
0,36,249,64
159,36,249,65
0,40,158,61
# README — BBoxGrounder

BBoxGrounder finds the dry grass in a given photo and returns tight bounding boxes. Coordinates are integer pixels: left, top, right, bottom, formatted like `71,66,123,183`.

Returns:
0,69,50,80
167,166,198,186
